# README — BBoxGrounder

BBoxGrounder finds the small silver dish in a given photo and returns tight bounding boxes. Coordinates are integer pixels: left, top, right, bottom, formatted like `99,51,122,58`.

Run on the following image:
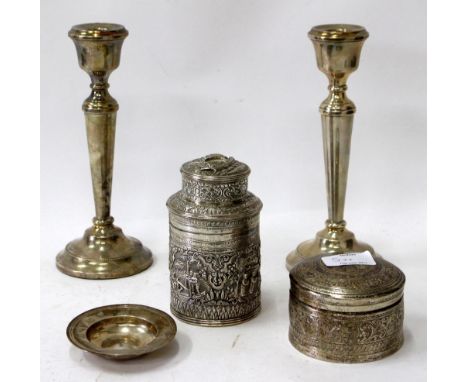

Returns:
67,304,177,360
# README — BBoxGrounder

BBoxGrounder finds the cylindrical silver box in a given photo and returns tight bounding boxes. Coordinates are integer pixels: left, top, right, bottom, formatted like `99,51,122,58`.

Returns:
288,256,405,363
167,154,263,326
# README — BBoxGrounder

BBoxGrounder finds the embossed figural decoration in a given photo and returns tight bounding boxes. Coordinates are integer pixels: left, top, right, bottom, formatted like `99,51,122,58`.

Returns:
167,154,263,326
56,23,152,279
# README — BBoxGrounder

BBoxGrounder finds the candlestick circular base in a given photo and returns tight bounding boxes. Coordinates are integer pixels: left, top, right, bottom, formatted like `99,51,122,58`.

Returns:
56,224,153,279
286,226,375,271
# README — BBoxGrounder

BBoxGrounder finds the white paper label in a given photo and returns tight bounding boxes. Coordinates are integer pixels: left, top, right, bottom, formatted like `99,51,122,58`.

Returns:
321,251,376,267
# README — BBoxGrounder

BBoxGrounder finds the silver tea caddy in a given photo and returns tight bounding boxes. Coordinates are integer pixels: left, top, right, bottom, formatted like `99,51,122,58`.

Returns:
167,154,263,326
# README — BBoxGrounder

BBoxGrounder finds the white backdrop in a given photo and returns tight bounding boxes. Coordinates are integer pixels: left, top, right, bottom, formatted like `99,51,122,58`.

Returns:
41,0,426,381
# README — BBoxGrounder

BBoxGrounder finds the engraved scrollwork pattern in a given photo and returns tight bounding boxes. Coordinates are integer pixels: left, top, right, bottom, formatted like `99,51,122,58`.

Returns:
182,177,248,203
167,191,262,217
172,216,258,229
291,256,405,298
288,297,404,362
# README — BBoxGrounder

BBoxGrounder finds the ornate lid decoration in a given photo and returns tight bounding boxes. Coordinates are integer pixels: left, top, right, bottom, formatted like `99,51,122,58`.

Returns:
167,191,262,219
290,255,405,313
181,154,250,182
178,154,251,204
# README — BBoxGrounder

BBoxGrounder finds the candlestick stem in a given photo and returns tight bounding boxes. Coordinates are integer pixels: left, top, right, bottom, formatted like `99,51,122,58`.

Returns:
56,23,153,279
286,24,374,271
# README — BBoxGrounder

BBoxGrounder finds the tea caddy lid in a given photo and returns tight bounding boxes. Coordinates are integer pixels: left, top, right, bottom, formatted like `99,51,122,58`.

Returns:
290,255,405,313
178,153,252,205
167,154,262,218
180,153,250,183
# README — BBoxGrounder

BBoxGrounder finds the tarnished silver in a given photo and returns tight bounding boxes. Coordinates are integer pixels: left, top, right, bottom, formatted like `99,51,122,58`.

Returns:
285,23,373,271
289,256,405,363
66,304,177,360
167,154,262,326
56,23,153,279
287,24,406,363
